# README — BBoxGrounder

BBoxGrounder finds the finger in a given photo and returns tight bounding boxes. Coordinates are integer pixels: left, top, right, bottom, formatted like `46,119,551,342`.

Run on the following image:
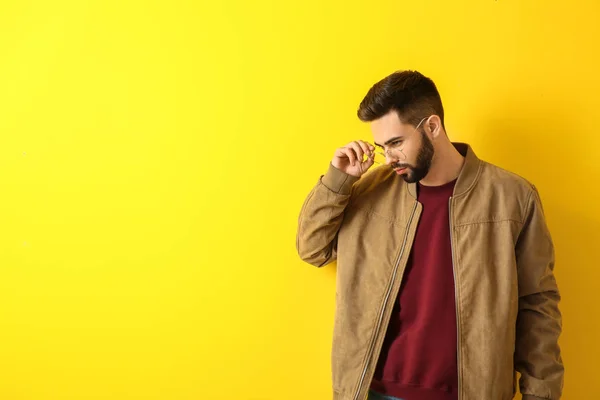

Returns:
348,142,364,165
362,155,375,171
342,147,357,166
357,140,372,157
334,147,347,159
335,145,353,160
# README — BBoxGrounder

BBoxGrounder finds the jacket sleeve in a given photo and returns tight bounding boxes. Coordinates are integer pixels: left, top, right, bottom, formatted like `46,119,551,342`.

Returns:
515,187,564,400
296,163,360,267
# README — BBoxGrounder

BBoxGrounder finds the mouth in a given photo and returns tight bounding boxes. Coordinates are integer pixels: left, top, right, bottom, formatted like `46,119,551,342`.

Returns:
394,167,407,174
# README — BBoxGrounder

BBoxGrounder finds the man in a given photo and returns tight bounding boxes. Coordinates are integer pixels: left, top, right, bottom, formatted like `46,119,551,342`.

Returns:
296,70,563,400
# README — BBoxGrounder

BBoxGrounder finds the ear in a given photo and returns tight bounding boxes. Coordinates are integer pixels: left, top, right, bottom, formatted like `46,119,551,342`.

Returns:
425,115,443,139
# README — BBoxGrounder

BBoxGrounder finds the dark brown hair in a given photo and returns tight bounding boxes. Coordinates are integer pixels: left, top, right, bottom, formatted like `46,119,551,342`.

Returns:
357,70,445,128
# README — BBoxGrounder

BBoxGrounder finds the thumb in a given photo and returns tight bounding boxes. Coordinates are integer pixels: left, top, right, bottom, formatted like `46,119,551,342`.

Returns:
361,156,375,173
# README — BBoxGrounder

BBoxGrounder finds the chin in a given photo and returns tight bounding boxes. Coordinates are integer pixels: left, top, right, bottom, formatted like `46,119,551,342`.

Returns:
402,172,417,183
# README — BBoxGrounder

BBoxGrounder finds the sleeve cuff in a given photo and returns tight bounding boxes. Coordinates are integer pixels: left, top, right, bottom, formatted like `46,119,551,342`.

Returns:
321,163,360,195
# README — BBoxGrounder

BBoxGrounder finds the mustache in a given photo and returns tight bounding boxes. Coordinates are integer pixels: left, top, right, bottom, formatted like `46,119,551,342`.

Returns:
391,163,411,169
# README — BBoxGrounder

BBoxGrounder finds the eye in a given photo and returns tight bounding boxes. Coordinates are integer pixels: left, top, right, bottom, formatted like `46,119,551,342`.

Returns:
389,140,403,147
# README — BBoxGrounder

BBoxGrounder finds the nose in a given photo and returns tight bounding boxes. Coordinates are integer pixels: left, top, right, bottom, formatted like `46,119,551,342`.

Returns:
384,151,396,166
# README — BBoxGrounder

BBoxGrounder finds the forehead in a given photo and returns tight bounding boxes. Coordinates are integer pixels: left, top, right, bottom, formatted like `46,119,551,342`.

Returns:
370,110,412,144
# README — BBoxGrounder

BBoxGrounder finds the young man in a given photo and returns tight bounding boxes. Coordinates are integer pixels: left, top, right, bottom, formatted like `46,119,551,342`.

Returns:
296,71,563,400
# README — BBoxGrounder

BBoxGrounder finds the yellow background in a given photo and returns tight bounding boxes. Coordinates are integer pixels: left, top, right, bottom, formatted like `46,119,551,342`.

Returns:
0,1,596,399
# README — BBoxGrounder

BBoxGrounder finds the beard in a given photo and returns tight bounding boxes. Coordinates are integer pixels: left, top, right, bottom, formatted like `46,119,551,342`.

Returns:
391,131,434,183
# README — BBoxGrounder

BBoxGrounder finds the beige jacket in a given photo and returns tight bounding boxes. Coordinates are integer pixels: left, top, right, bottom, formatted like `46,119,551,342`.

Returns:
296,143,563,400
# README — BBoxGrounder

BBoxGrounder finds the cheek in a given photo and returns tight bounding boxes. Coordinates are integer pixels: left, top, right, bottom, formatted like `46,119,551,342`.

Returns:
402,142,420,162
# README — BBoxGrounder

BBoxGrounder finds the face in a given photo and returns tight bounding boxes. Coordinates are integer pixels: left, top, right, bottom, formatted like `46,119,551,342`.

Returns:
371,110,435,183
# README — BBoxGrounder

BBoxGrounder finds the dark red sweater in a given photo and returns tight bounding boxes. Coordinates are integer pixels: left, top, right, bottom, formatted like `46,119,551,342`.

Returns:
370,179,458,400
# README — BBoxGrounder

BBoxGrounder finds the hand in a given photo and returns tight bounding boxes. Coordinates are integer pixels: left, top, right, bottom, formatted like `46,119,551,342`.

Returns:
332,140,375,177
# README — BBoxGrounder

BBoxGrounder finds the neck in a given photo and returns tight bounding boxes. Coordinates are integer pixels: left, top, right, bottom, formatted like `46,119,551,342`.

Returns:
419,139,465,187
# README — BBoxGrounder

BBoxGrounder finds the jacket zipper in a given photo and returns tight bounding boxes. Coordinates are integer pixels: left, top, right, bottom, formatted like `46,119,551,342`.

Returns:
352,200,418,400
449,197,462,400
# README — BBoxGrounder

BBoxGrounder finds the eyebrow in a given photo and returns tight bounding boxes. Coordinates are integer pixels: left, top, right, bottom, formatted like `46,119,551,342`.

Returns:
374,136,403,148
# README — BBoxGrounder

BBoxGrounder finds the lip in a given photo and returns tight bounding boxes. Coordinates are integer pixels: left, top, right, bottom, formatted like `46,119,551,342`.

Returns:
394,168,407,174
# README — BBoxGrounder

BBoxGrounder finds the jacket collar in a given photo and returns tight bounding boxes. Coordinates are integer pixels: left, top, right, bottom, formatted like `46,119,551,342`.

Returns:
407,142,482,199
